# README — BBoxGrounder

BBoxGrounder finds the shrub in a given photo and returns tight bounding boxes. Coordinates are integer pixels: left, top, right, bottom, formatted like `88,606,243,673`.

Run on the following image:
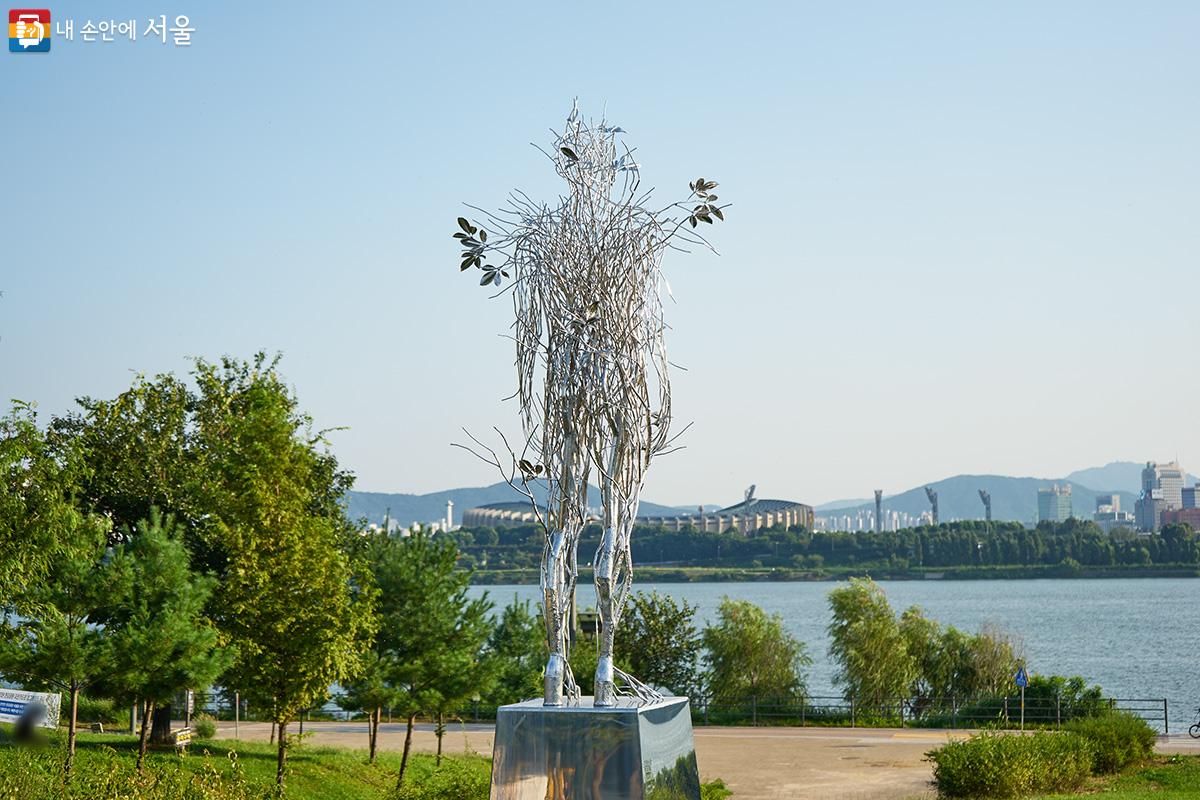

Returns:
927,731,1094,798
75,695,129,728
394,758,490,800
192,712,218,739
701,779,733,800
0,745,270,799
1064,711,1157,773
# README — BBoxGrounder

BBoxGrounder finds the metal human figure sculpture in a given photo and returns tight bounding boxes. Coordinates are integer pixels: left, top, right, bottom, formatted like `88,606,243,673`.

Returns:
453,104,726,707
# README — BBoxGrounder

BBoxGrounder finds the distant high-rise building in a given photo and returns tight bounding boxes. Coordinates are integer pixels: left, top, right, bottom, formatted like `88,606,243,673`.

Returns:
1183,486,1198,509
1037,484,1072,523
1142,461,1185,510
1136,489,1167,532
1158,463,1185,510
1094,493,1121,514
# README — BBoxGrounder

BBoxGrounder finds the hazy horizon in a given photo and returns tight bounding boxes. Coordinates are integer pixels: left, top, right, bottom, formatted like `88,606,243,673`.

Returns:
3,1,1197,506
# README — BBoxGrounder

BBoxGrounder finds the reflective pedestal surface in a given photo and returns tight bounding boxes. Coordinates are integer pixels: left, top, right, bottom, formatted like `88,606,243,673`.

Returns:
490,696,700,800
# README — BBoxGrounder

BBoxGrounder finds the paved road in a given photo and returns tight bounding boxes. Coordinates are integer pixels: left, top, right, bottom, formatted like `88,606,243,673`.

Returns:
215,721,1198,800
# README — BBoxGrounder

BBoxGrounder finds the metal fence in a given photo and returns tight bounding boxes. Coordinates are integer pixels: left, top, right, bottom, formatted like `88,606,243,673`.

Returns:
690,695,1170,734
196,692,1172,735
450,694,1171,734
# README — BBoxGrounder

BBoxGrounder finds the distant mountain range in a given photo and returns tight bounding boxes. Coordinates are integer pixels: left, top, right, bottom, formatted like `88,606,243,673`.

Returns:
817,461,1198,524
344,483,701,528
349,461,1196,528
820,475,1137,525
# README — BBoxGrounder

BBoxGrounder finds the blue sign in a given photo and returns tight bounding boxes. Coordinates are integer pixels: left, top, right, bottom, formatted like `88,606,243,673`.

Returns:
1015,666,1029,688
0,700,26,717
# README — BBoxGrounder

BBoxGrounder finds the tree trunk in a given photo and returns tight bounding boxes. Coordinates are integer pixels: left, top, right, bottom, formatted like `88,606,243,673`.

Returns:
65,684,80,775
396,712,416,788
270,720,276,744
149,703,172,744
436,710,444,766
275,719,288,789
369,706,380,764
137,701,155,772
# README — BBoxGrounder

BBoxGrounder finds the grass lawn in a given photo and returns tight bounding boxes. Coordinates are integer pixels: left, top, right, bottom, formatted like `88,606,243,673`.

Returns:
0,726,489,800
1035,755,1200,799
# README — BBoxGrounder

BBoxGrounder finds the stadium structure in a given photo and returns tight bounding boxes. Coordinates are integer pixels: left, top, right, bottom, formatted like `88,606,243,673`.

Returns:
461,495,813,534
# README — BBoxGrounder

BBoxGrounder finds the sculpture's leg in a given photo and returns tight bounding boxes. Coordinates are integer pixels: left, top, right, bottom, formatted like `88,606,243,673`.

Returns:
593,525,617,706
543,529,568,705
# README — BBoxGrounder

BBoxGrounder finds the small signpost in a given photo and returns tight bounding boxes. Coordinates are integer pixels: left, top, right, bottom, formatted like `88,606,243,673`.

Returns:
1015,665,1029,731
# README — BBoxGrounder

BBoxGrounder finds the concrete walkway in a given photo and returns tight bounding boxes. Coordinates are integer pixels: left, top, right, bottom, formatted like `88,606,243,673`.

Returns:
214,721,1200,800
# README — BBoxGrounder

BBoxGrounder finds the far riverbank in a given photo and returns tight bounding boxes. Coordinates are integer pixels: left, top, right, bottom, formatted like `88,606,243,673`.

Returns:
468,563,1200,585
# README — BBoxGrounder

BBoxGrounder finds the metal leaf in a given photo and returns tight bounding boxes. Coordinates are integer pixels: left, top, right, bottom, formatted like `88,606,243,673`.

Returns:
480,229,488,243
458,217,471,233
711,207,725,221
561,147,578,161
480,272,495,286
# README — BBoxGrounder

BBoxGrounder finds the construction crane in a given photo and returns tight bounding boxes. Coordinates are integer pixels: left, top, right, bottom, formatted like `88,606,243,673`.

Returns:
978,489,992,522
924,487,939,526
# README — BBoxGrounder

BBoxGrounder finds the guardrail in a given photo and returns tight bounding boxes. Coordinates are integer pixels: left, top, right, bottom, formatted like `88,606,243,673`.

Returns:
691,695,1170,734
447,694,1171,734
197,693,1172,734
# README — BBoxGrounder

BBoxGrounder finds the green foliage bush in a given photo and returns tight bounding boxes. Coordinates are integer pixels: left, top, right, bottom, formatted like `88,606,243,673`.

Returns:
75,695,128,728
393,758,490,800
927,731,1094,798
192,712,218,739
0,745,270,800
700,779,733,800
1064,711,1157,773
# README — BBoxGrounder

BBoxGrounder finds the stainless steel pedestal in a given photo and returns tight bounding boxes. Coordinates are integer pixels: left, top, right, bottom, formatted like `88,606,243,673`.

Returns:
489,695,701,800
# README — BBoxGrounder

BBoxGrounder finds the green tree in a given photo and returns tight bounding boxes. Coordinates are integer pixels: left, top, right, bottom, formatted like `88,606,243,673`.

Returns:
192,354,373,792
615,591,702,696
0,518,113,773
49,373,196,535
702,598,809,704
486,597,545,705
827,578,914,708
100,510,231,770
339,650,400,763
0,403,89,607
374,529,493,786
48,371,205,743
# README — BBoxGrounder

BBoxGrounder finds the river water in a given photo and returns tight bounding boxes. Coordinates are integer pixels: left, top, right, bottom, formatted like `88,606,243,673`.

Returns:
467,578,1200,726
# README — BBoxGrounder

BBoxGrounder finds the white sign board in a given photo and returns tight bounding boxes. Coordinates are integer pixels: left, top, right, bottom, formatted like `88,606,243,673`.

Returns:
0,688,61,729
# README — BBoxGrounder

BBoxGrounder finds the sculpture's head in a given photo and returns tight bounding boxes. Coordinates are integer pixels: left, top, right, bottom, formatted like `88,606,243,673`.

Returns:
552,103,638,198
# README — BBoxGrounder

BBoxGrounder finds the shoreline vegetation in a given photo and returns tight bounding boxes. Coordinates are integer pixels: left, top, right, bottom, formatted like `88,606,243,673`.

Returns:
451,517,1200,584
469,564,1200,584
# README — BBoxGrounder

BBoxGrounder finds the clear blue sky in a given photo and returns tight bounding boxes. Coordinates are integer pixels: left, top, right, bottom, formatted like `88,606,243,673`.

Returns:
3,1,1197,506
